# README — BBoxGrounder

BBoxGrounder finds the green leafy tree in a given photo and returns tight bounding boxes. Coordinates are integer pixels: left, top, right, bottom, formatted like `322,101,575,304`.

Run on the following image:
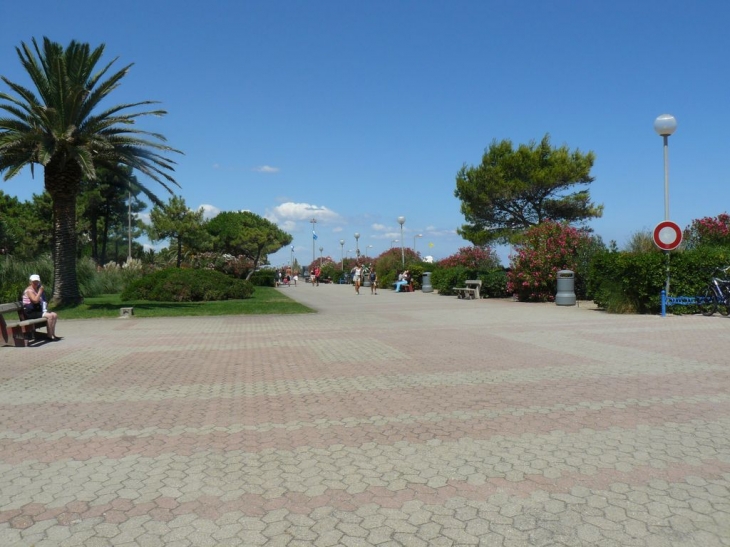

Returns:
78,166,147,264
206,211,292,279
147,196,208,268
0,37,181,304
455,134,603,245
0,189,53,259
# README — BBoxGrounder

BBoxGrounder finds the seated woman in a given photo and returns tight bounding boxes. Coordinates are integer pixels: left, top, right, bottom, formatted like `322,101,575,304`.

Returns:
394,270,410,292
23,274,59,340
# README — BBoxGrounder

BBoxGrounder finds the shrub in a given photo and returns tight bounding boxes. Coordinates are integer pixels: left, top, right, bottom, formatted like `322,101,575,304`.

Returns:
684,213,730,249
431,266,469,295
249,269,276,287
438,246,501,270
0,254,53,302
586,246,730,314
479,269,510,298
189,252,255,279
508,221,600,302
121,268,254,302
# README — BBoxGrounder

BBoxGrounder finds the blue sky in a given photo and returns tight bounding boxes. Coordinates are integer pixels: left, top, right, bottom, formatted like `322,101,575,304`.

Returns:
2,1,729,267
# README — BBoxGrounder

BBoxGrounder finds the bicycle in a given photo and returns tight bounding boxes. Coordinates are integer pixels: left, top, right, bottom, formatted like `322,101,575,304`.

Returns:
696,267,730,316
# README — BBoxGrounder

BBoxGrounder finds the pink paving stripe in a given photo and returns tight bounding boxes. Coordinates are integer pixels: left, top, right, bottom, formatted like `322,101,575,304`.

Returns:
85,336,586,388
1,400,728,463
1,370,728,434
0,458,728,528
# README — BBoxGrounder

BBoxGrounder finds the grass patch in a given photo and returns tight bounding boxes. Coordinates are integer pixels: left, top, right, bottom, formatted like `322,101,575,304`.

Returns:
55,286,313,319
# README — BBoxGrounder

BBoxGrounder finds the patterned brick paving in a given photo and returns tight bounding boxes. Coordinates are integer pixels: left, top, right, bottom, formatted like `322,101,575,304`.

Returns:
1,286,729,546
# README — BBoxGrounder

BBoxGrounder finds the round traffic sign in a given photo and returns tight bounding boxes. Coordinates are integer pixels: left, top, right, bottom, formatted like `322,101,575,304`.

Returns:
653,220,683,251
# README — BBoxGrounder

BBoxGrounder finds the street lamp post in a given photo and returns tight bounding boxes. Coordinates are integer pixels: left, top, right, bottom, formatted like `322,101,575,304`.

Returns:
413,233,423,254
391,239,398,249
340,239,345,270
290,246,294,269
319,246,323,266
397,216,405,266
654,114,677,221
654,114,678,296
366,245,373,259
354,233,360,260
309,217,317,264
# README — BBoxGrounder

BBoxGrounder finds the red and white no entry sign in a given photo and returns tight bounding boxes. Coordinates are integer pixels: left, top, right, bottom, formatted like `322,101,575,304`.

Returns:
653,220,683,251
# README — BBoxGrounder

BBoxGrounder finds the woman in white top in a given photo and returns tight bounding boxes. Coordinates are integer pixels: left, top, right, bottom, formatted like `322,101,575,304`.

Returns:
352,264,363,294
22,274,60,340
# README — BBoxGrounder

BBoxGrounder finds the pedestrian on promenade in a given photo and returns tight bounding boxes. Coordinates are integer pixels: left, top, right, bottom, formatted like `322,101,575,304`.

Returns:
352,263,363,294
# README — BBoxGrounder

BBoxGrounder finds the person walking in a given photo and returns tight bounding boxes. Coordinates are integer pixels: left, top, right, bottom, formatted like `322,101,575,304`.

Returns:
351,263,363,294
369,269,377,295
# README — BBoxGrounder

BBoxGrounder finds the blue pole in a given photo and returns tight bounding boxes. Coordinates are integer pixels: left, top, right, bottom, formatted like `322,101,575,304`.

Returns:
661,290,666,317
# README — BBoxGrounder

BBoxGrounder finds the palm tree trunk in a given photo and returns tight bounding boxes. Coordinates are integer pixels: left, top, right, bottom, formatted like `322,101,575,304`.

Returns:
46,163,83,306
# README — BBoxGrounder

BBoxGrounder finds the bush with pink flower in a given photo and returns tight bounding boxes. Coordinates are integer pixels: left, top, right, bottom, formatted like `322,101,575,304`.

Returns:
684,213,730,248
508,220,599,302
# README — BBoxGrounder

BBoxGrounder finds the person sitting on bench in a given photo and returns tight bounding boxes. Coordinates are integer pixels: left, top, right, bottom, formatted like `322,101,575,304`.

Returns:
23,274,60,340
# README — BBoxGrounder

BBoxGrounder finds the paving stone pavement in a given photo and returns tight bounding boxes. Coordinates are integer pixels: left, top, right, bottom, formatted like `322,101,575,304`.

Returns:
1,284,730,546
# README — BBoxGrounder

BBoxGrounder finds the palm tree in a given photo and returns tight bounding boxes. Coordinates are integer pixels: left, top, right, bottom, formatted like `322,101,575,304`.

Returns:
0,37,181,304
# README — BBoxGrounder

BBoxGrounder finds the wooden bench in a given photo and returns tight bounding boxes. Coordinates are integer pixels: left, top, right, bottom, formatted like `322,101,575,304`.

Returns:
392,281,412,292
0,302,49,347
453,279,482,300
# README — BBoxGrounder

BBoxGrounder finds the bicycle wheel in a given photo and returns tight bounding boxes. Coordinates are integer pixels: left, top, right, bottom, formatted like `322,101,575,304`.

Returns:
720,284,730,316
696,285,717,316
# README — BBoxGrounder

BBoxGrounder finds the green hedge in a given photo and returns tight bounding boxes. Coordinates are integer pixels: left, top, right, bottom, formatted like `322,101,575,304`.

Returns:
587,246,730,314
121,268,254,302
431,266,509,298
249,269,276,287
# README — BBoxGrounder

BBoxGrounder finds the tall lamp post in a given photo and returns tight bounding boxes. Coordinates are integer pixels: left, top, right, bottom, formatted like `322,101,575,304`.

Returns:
290,246,294,269
391,239,398,249
654,114,677,221
413,233,423,254
354,233,360,260
340,239,345,270
397,216,405,266
654,114,677,296
366,245,373,259
319,246,323,266
309,218,317,264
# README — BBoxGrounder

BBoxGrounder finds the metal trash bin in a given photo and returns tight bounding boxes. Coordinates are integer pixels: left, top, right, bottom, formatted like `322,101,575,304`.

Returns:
421,272,433,293
555,270,576,306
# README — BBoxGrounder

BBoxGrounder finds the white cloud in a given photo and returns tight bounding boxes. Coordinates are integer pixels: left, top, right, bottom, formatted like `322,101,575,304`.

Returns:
266,202,342,224
332,226,343,233
279,220,297,232
371,223,388,232
199,204,221,220
253,165,280,173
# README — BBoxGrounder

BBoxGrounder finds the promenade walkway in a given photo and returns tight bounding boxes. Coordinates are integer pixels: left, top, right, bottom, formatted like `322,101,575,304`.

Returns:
1,284,729,546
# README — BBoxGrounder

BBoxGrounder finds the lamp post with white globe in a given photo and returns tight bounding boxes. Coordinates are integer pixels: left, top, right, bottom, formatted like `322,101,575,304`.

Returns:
654,114,677,221
354,233,360,259
397,216,405,266
654,114,678,298
340,239,345,270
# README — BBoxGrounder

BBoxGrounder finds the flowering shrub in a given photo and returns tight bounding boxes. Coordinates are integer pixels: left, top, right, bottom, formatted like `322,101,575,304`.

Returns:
189,252,255,279
508,221,595,302
684,213,730,248
438,246,501,270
